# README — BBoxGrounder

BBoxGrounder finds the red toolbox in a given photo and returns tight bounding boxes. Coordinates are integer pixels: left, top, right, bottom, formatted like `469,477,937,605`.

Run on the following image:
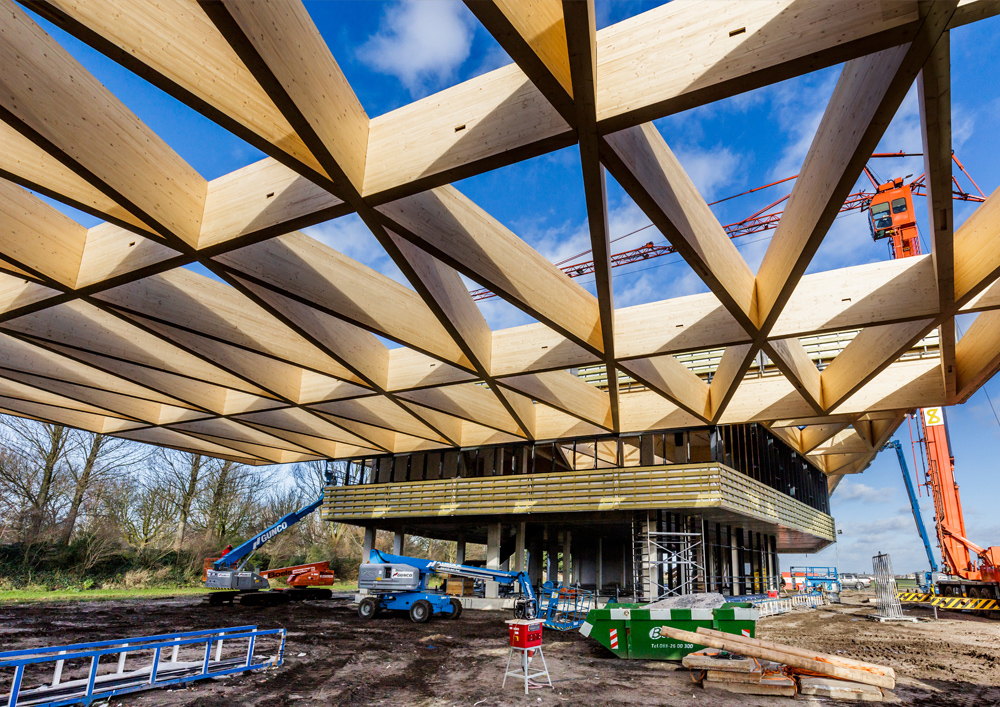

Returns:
507,619,543,649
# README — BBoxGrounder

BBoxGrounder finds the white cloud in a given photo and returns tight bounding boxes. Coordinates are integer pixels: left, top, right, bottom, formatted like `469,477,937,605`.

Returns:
674,145,742,201
357,1,475,96
835,479,892,503
470,44,512,79
767,69,839,179
851,515,915,538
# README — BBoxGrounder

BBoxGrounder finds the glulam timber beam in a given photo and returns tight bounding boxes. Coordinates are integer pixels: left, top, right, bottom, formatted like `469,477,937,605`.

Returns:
197,0,367,195
500,369,612,430
618,355,710,423
954,310,1000,403
563,0,619,430
214,233,470,370
756,5,956,334
21,0,332,187
765,339,823,414
465,0,573,121
920,33,957,399
377,187,603,358
0,0,207,250
603,123,757,332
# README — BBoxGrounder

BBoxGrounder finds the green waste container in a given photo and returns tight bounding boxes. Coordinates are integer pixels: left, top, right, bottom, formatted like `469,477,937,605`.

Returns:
579,602,758,660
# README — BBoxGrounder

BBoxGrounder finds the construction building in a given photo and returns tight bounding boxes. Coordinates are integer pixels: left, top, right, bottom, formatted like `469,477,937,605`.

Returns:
0,2,996,599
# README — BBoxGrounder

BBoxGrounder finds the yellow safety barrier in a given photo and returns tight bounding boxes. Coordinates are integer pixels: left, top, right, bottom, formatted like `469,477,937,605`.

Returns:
896,590,998,611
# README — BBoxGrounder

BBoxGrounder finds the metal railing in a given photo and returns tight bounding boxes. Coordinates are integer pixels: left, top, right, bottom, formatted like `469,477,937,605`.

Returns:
754,593,828,618
1,625,285,707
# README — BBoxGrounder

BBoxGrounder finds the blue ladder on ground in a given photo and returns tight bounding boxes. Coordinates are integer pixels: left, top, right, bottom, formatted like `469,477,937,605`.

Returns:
0,625,286,707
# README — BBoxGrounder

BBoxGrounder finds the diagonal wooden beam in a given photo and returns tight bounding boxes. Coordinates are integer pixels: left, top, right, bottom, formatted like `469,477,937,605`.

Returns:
214,232,471,370
602,123,758,332
618,355,710,423
397,383,525,437
766,338,823,414
820,319,935,411
465,0,573,121
0,119,153,235
499,369,611,430
0,0,207,249
756,3,957,333
919,31,957,399
954,310,1000,403
93,268,362,383
23,0,332,187
563,0,619,431
197,0,367,194
377,187,603,357
708,344,755,422
385,230,536,438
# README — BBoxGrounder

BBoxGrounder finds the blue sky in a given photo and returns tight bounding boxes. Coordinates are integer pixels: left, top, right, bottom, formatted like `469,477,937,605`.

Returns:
18,2,1000,573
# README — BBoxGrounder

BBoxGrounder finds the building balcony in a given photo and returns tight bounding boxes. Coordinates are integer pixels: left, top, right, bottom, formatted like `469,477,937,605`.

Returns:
322,462,834,552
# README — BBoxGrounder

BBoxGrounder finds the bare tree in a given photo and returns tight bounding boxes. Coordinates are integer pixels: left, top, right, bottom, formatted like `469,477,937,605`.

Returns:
197,459,269,545
0,447,32,542
2,419,71,542
103,472,173,550
158,450,207,551
60,432,145,545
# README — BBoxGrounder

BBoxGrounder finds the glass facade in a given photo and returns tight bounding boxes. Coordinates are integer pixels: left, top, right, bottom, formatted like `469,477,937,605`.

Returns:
334,423,830,514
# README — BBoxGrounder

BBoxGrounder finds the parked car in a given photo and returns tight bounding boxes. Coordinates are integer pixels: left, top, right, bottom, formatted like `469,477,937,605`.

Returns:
840,573,872,590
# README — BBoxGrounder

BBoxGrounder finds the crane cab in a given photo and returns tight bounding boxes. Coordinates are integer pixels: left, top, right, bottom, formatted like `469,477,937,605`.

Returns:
869,178,920,258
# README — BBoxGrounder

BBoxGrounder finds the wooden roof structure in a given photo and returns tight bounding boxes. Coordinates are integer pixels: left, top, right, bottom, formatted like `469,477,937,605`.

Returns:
0,0,998,489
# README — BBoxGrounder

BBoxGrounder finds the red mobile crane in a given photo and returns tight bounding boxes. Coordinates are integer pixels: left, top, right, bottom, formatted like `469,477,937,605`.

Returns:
866,177,1000,609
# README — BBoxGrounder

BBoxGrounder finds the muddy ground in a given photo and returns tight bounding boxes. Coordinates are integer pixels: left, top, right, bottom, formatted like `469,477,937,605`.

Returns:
1,592,997,706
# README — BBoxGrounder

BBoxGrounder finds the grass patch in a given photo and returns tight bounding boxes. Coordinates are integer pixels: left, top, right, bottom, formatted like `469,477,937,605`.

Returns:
0,582,359,604
0,587,210,603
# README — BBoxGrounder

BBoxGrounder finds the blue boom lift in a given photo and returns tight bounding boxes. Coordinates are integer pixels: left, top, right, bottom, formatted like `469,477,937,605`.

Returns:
205,493,326,606
357,550,539,622
884,440,939,590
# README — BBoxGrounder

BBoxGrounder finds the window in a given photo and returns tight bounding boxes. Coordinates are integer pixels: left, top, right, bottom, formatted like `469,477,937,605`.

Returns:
870,202,892,230
891,197,907,214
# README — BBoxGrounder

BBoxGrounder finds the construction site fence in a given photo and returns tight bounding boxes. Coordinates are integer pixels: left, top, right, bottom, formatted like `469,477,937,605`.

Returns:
752,593,828,618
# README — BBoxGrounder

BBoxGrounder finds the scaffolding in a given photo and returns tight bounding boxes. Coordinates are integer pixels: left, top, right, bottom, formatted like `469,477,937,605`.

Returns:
632,511,704,602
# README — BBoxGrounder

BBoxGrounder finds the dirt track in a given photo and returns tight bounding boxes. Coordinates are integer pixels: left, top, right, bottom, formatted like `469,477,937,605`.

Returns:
1,592,998,706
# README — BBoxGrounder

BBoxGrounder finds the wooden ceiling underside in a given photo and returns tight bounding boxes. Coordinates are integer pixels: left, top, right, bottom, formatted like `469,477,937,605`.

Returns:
0,0,998,489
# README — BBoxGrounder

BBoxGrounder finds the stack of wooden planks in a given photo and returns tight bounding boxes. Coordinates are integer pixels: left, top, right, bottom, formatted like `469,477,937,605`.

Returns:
682,647,796,697
669,626,892,702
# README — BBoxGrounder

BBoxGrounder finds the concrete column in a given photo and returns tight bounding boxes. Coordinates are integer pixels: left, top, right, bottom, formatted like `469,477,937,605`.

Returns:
528,535,543,586
393,530,405,555
515,522,526,572
456,532,466,565
362,527,376,562
562,530,572,586
547,538,560,583
486,523,502,598
597,537,603,594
